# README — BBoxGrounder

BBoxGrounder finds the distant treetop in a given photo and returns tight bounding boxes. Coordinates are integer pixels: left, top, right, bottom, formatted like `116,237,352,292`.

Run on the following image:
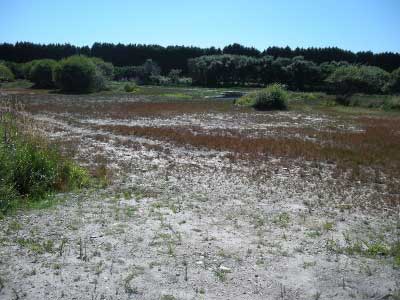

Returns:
0,42,399,73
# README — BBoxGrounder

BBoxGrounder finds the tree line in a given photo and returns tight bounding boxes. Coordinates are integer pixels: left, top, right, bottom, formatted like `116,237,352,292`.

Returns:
1,42,400,74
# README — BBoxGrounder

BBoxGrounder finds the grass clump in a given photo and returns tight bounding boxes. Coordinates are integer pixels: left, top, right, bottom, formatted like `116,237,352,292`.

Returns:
236,83,288,110
0,108,89,215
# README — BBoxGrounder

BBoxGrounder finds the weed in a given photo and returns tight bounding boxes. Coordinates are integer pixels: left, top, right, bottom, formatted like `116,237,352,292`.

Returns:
323,222,334,231
123,265,144,294
214,268,227,282
17,238,53,254
302,261,317,269
125,206,138,217
7,220,21,232
273,212,290,228
167,242,176,256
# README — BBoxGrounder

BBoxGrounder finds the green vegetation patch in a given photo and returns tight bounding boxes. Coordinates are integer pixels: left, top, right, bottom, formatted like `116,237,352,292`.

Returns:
0,112,90,215
236,83,288,110
0,64,15,82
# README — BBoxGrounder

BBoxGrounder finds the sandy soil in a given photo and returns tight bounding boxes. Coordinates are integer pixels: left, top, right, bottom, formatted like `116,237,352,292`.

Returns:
0,94,399,300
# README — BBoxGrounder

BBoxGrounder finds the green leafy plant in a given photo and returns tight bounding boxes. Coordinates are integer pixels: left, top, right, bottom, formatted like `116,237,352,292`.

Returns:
385,67,400,94
124,82,138,93
29,59,58,88
0,64,15,82
0,109,90,214
53,55,100,93
236,84,288,110
326,65,389,98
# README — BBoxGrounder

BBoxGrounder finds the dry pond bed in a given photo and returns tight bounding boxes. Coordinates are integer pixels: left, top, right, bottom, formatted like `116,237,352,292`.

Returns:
0,91,399,300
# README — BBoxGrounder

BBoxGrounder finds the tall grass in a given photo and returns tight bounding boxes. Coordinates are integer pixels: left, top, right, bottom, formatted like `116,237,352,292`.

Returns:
0,99,89,215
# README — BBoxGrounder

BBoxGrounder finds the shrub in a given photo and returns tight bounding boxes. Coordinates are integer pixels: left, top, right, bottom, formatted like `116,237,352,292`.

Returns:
253,84,288,110
91,57,114,79
383,96,400,110
168,69,182,84
29,59,58,88
149,75,171,85
124,82,138,93
22,60,39,79
53,55,98,93
235,92,257,106
114,66,142,81
0,61,25,79
0,64,15,82
326,65,389,96
177,77,192,86
236,84,288,110
385,67,400,94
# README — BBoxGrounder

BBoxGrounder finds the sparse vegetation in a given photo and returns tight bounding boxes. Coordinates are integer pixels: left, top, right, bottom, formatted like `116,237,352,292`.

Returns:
1,83,399,299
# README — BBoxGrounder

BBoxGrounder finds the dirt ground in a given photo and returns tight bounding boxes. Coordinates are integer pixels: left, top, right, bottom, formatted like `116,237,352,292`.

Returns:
0,90,399,300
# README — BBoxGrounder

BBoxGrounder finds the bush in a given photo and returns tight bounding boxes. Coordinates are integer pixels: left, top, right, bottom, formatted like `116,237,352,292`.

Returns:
168,69,182,84
0,61,25,79
54,55,99,93
253,84,288,110
177,77,192,86
91,57,114,79
22,60,39,79
235,92,257,107
114,66,142,81
385,67,400,94
383,96,400,110
29,59,58,88
326,65,389,96
149,75,171,85
124,82,138,93
0,64,15,82
237,84,288,110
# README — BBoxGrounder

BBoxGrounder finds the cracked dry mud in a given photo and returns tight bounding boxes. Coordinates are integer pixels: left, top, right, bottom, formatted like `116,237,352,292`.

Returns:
0,93,399,300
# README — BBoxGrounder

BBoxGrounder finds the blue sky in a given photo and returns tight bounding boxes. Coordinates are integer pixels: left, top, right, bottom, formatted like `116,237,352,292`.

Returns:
1,0,399,53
